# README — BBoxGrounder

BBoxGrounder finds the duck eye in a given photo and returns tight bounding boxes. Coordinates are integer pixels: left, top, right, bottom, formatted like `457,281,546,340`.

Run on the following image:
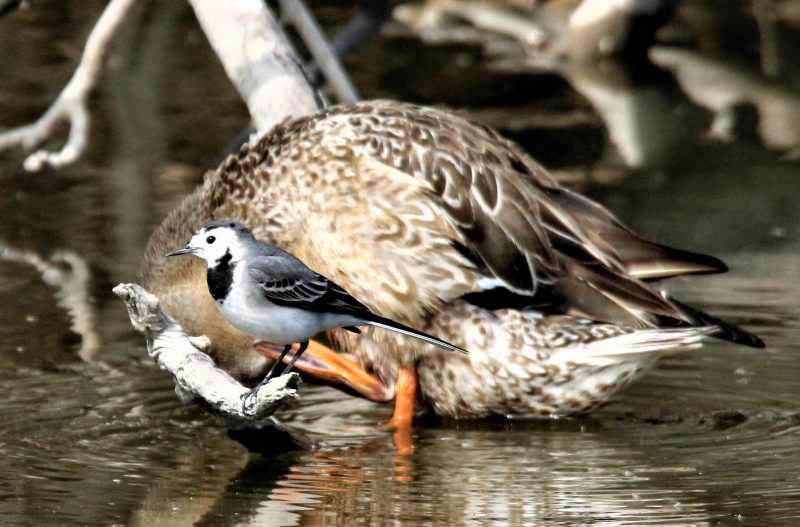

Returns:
206,236,216,244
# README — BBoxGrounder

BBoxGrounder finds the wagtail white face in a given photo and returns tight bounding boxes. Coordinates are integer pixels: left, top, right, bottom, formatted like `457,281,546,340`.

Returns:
166,221,244,265
167,220,467,385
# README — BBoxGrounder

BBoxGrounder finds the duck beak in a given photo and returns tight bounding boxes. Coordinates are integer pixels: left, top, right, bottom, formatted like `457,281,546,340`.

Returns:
166,245,196,257
254,340,394,403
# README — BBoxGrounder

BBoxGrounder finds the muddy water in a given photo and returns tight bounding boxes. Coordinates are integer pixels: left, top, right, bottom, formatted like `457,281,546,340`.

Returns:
1,1,799,525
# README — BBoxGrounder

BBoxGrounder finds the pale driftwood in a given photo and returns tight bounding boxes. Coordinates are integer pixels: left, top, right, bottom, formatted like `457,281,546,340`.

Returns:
0,0,137,171
394,0,548,48
187,0,319,133
113,283,301,429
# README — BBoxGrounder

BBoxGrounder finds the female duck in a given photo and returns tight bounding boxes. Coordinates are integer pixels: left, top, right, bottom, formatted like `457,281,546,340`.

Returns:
139,100,762,425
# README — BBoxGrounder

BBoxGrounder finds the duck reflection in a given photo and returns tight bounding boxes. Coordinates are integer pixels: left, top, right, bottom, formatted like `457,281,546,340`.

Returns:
137,416,718,526
530,0,800,171
651,46,800,158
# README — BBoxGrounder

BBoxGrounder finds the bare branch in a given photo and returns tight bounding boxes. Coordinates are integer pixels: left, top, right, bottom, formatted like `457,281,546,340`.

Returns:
304,2,393,88
187,0,320,133
113,283,301,429
279,0,359,103
0,0,137,171
1,0,331,170
0,241,101,361
443,0,548,47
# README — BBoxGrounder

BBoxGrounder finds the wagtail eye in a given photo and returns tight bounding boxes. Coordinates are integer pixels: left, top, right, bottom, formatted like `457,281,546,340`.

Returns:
206,236,216,244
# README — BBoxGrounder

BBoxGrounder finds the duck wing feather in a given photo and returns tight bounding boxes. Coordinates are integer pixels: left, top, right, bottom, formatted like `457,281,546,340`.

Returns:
340,102,708,328
327,102,763,347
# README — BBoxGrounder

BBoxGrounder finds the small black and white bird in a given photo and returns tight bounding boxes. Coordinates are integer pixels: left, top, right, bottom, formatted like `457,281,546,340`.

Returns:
166,220,467,386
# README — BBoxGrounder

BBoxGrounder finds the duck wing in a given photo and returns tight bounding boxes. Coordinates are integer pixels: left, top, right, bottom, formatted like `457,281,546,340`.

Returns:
544,188,726,280
341,102,760,345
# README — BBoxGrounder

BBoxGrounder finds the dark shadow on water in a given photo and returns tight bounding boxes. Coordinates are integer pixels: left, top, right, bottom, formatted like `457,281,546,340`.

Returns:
194,454,303,527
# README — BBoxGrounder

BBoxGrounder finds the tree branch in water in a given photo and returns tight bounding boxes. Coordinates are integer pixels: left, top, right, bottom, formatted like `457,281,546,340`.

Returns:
113,283,303,431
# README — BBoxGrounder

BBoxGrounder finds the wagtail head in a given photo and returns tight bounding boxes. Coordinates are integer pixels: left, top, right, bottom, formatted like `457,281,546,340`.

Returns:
166,220,254,266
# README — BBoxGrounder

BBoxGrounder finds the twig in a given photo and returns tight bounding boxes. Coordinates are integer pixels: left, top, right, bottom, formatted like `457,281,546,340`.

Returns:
0,241,101,361
304,1,393,88
113,283,301,429
0,0,136,171
445,0,549,47
278,0,359,103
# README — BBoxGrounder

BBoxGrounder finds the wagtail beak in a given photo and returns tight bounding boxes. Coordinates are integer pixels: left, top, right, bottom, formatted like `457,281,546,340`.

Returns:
166,245,196,257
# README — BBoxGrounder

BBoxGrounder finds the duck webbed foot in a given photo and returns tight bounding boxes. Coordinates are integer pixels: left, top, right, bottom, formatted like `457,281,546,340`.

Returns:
254,339,393,403
383,367,418,455
384,367,418,430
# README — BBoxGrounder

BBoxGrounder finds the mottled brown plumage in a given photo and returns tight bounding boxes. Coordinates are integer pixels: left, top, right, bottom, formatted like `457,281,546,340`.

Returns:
139,100,761,417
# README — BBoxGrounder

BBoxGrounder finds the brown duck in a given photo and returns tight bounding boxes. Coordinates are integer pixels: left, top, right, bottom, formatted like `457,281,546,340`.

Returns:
139,100,762,426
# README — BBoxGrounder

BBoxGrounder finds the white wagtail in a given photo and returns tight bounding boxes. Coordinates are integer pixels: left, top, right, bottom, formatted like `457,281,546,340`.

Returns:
166,220,467,394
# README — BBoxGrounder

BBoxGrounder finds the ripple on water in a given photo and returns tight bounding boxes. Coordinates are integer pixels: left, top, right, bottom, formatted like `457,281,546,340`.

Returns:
0,361,255,526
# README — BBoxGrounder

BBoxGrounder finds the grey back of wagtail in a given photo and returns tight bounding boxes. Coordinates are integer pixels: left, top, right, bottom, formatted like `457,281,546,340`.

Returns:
167,220,467,382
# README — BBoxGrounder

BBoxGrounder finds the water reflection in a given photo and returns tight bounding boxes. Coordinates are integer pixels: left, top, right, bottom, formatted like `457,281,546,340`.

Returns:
396,0,800,172
559,58,707,170
0,240,99,360
652,46,800,157
134,397,798,527
122,412,720,527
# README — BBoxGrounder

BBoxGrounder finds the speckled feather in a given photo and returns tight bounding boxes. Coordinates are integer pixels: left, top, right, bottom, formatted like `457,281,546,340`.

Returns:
139,100,760,416
418,301,715,417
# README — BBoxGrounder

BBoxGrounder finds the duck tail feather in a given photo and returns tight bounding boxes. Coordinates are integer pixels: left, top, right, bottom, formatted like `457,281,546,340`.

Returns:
672,299,765,349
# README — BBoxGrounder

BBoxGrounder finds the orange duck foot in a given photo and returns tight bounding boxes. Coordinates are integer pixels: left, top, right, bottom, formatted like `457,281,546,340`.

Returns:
253,339,394,403
384,367,418,430
386,367,418,455
255,341,418,453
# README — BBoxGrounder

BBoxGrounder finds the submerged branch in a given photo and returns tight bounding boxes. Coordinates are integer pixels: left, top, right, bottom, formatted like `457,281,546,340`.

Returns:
113,283,302,430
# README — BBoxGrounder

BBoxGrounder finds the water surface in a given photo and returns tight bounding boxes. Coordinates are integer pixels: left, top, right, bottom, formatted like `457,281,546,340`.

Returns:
0,1,799,525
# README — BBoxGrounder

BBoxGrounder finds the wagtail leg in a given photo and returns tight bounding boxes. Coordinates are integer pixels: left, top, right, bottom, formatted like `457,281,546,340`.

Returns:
281,340,309,376
264,344,293,381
